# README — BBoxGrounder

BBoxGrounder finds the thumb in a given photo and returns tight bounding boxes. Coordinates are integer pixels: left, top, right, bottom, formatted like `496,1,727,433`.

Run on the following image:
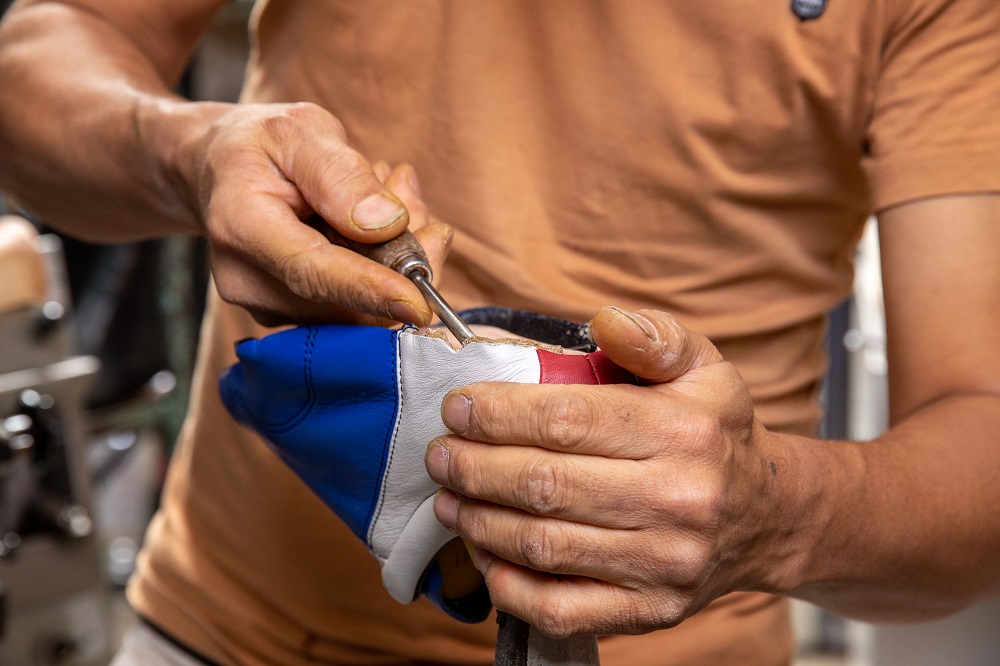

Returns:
590,307,723,383
305,151,410,242
267,105,410,242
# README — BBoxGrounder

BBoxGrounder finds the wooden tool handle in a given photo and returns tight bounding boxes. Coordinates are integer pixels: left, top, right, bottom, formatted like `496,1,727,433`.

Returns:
310,215,430,278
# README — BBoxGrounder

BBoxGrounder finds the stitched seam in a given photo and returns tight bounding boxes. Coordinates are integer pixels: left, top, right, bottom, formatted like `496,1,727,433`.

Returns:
267,327,319,434
367,328,403,553
304,327,316,407
586,354,600,384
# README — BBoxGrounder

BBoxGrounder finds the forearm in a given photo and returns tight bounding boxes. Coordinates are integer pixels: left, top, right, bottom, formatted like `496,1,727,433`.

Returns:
0,1,450,327
773,393,1000,621
0,1,227,240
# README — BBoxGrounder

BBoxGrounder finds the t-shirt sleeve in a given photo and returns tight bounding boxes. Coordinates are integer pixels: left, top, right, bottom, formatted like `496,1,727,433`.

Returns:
864,0,1000,212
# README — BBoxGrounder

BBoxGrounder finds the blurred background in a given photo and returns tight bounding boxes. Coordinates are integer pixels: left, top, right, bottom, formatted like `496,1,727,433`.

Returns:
1,2,997,664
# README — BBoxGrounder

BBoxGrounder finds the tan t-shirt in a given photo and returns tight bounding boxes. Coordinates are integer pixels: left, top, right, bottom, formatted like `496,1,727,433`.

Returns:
129,1,1000,664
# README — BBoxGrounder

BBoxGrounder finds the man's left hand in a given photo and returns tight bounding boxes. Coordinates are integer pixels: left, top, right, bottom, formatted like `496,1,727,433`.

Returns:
426,306,795,637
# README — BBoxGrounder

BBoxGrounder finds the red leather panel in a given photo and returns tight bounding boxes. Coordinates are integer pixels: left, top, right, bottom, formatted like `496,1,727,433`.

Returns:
537,349,638,386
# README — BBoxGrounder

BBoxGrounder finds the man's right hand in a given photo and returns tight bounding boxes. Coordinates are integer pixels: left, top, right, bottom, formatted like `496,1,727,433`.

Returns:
193,102,451,327
0,2,451,329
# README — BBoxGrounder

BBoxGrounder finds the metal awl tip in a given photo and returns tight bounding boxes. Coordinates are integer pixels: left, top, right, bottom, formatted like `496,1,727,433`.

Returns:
408,271,475,345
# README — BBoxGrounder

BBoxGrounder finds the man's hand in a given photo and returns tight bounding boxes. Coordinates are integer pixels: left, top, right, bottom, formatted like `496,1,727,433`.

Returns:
195,102,451,326
425,197,1000,635
425,306,791,637
0,1,450,328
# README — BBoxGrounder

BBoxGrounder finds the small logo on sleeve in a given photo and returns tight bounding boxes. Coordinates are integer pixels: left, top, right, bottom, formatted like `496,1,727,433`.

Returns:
791,0,828,21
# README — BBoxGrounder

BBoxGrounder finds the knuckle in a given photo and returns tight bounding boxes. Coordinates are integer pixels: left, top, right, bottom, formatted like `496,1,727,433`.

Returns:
719,360,743,384
520,455,570,515
656,594,691,629
693,477,726,527
447,443,482,494
322,149,371,189
262,103,352,171
532,596,575,639
281,101,326,127
517,517,567,572
537,392,595,451
680,410,725,457
261,104,305,140
668,540,713,590
664,473,725,534
719,362,755,419
620,595,667,634
205,211,240,252
716,362,746,399
276,252,327,302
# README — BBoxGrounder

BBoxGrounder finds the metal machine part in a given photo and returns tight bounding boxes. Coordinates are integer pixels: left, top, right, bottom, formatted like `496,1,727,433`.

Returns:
494,612,600,666
0,223,109,665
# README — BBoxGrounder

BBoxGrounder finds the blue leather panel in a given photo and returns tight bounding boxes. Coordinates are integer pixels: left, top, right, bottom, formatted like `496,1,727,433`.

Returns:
219,325,400,541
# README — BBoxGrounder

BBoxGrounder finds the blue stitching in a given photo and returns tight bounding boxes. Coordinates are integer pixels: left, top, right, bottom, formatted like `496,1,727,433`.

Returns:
268,327,318,434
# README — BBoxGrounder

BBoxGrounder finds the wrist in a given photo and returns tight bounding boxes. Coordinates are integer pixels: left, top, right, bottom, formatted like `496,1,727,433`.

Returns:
739,427,860,596
133,96,233,235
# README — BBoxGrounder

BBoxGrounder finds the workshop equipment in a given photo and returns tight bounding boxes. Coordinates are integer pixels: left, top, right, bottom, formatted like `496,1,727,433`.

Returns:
0,217,108,665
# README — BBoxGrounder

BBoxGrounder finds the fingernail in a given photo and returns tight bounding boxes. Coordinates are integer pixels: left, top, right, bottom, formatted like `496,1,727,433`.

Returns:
442,392,471,434
470,547,494,573
351,193,406,230
426,440,450,484
434,490,459,529
387,298,427,324
606,306,657,340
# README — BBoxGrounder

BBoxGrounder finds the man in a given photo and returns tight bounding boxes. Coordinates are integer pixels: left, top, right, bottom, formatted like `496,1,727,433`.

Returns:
1,1,998,664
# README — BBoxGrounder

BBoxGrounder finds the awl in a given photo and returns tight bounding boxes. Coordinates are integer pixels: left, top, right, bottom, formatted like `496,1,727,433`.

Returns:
363,229,475,344
316,219,474,344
